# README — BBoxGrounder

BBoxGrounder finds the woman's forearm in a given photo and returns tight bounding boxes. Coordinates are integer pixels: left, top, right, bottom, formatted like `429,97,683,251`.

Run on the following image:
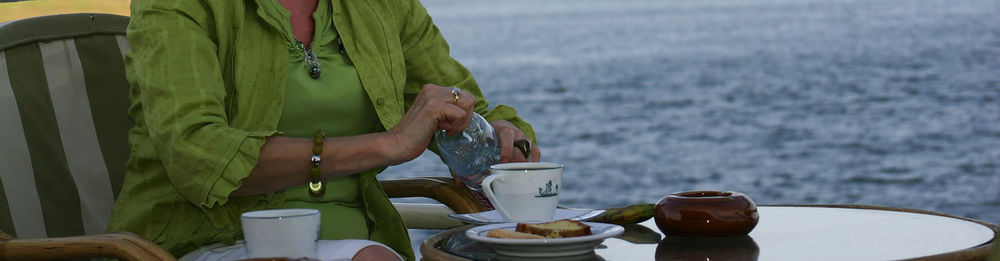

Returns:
231,133,401,196
232,84,475,196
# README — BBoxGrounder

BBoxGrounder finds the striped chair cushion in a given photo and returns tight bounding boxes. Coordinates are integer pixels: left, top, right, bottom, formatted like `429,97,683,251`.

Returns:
0,13,131,239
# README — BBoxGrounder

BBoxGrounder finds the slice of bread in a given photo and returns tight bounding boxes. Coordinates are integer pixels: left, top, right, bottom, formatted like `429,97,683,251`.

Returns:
515,219,592,238
487,229,546,239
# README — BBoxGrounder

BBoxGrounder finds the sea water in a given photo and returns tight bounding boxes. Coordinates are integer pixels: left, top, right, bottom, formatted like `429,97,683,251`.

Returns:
384,0,1000,256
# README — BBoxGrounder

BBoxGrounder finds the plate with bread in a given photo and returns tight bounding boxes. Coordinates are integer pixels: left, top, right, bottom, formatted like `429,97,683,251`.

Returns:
449,209,606,224
465,219,624,257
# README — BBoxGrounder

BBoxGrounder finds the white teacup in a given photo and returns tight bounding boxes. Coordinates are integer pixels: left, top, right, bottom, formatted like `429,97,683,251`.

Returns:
482,162,563,222
241,209,320,259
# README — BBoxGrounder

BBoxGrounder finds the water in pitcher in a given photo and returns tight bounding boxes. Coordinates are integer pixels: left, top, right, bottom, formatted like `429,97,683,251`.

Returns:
434,112,501,191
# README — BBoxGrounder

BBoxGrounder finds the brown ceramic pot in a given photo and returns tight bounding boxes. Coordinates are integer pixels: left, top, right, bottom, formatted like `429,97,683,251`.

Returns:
653,191,759,237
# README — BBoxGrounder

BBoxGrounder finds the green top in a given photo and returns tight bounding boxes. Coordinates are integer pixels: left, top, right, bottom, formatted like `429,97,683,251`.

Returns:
108,0,537,260
259,0,375,240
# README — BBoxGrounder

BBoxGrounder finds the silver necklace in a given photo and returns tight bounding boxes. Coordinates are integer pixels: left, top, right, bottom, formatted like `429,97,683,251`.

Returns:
293,31,351,79
295,41,321,79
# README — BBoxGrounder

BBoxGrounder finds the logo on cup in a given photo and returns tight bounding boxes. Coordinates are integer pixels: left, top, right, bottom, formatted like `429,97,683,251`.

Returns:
535,180,559,198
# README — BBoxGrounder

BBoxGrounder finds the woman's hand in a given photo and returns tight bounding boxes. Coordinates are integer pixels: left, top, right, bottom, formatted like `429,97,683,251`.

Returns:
491,119,541,163
386,84,474,164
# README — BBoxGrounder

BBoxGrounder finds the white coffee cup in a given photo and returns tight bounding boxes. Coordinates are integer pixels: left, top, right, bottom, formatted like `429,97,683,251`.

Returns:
241,209,320,259
482,162,563,222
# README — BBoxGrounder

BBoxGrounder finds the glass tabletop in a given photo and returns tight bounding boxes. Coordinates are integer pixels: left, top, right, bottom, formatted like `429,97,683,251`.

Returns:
421,205,997,261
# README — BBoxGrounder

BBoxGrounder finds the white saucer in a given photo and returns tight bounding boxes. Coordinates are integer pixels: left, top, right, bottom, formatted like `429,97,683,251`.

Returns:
448,209,606,224
465,222,624,257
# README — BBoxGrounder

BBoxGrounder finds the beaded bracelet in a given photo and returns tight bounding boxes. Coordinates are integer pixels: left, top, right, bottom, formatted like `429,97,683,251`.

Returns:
308,130,326,197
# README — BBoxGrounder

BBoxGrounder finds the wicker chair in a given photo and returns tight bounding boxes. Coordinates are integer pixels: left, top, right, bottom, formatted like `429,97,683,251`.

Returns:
0,13,481,260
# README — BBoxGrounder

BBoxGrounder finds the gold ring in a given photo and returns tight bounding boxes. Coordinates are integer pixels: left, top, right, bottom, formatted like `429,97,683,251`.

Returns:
451,87,461,104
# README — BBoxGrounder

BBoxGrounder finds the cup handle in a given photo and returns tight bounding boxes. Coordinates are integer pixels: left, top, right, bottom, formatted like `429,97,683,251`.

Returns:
481,173,511,221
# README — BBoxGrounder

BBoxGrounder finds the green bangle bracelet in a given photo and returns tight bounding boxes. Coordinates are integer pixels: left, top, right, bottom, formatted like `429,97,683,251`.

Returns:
308,130,326,197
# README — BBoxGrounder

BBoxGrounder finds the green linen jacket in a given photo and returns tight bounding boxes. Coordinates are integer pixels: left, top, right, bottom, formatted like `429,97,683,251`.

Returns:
107,0,537,259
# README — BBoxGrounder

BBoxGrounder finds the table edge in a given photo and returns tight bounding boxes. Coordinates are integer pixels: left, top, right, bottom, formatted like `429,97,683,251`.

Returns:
420,224,476,261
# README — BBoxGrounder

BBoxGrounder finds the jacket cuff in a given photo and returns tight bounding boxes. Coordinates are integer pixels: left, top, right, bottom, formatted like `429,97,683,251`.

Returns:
482,104,537,144
200,130,283,229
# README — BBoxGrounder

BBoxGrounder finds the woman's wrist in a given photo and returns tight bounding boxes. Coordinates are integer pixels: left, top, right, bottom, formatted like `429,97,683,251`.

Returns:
377,130,415,166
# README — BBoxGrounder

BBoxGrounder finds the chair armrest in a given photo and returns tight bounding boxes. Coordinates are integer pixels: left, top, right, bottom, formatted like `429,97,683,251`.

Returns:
379,176,486,214
0,232,176,261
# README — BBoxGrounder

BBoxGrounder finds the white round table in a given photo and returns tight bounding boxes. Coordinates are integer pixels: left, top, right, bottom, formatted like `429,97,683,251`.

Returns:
596,205,996,261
